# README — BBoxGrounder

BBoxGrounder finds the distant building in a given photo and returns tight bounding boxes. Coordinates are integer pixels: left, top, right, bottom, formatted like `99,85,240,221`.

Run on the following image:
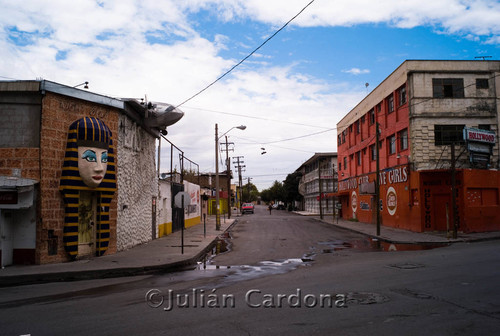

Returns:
0,80,183,266
198,171,232,216
296,152,338,214
336,60,500,233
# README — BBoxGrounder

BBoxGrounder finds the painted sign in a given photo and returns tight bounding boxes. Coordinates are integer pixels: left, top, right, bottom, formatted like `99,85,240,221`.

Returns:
386,187,397,216
464,128,496,144
338,166,409,192
351,191,358,213
0,191,17,204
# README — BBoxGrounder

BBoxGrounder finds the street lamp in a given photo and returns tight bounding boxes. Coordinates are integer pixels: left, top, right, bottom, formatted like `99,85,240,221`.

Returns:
215,124,246,230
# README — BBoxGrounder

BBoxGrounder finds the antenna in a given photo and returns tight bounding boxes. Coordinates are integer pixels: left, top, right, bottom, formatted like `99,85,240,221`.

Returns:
475,56,492,60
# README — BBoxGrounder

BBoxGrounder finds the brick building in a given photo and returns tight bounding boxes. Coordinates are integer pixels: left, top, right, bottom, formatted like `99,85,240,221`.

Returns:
0,80,183,266
336,60,500,233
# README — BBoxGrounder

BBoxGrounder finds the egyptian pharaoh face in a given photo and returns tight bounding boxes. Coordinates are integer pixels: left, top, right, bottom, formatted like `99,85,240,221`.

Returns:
78,146,108,188
61,116,117,259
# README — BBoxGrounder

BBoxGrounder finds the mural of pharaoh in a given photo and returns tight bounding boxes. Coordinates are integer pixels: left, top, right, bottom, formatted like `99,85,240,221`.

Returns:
60,117,117,259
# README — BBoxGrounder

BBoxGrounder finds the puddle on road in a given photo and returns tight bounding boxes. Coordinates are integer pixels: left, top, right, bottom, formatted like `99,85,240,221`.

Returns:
318,238,449,253
192,233,311,285
185,232,449,287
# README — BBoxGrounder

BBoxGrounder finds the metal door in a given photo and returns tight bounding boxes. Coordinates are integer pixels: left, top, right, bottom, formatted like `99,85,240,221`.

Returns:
0,210,13,267
78,191,97,258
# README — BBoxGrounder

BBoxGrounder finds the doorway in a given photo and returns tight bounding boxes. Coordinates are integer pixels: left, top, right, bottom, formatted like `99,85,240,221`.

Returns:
0,210,13,267
433,193,451,231
78,191,97,258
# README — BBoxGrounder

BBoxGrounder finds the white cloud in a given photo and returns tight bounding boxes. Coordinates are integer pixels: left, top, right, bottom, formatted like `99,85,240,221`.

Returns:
0,0,497,189
342,68,370,75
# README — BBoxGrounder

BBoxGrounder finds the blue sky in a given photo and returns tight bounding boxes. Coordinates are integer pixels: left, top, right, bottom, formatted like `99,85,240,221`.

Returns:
0,0,499,190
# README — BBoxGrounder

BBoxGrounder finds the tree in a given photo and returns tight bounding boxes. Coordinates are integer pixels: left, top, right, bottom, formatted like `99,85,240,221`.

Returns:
283,171,303,204
242,181,259,202
260,180,285,203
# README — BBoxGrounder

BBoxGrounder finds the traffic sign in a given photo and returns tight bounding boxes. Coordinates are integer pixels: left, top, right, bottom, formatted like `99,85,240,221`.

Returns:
174,192,191,208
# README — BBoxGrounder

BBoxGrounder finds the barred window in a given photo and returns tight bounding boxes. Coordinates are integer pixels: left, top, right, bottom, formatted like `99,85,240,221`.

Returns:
370,144,376,161
432,78,464,98
476,78,489,89
434,125,465,145
399,128,408,150
388,134,396,154
387,94,394,113
398,85,407,105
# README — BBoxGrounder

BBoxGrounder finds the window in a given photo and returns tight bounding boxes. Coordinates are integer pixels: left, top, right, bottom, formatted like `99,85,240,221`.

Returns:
343,157,347,170
388,134,396,154
476,78,489,89
434,125,465,145
361,115,365,124
369,109,375,125
387,94,394,113
356,151,362,166
338,162,341,171
342,131,346,143
355,120,360,134
398,85,407,105
432,78,464,98
338,135,342,145
399,129,408,151
370,144,376,161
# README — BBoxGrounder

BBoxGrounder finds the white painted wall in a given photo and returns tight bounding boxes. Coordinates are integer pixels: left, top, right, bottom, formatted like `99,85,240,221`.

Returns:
116,114,158,251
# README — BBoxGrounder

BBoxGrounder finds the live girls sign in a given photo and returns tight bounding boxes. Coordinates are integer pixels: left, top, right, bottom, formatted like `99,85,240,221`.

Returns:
338,166,409,192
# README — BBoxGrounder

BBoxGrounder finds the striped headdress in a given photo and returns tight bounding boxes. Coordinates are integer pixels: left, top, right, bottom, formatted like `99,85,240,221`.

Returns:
60,117,117,259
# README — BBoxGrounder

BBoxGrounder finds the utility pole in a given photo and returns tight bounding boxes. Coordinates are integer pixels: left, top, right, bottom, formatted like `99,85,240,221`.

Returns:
233,156,245,210
451,143,458,239
375,122,381,236
221,136,234,219
215,124,220,230
247,177,253,203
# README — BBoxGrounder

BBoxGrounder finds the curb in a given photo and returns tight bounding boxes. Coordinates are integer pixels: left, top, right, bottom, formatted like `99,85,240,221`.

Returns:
311,217,500,245
0,220,238,288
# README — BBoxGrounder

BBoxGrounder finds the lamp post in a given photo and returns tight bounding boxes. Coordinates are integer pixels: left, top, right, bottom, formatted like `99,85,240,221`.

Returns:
215,124,246,230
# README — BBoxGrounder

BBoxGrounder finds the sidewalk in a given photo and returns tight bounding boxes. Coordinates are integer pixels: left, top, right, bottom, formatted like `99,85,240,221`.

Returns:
0,215,236,287
294,211,500,244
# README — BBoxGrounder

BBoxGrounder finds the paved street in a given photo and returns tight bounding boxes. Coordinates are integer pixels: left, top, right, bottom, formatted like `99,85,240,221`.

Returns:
1,205,499,335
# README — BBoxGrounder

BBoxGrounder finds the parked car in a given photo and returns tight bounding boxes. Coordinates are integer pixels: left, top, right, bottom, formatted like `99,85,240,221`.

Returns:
242,203,254,214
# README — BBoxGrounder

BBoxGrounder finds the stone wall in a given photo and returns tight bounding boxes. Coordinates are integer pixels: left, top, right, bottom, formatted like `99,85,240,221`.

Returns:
116,114,158,251
410,72,499,171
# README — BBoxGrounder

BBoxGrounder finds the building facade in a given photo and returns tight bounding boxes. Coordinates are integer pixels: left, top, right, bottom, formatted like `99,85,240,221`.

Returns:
336,60,500,233
297,153,338,214
0,80,183,266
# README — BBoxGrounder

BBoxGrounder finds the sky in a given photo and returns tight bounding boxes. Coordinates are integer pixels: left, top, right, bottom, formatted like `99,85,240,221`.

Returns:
1,0,499,190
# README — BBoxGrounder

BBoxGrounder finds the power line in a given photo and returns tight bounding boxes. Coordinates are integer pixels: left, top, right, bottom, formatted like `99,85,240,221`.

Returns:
261,128,335,144
184,105,331,130
174,0,316,109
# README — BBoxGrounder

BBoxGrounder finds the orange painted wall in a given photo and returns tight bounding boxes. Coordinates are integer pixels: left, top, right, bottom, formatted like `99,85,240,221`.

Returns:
462,169,500,232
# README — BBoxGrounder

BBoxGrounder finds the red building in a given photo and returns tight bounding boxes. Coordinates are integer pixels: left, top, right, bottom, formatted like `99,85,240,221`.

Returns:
336,60,500,234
